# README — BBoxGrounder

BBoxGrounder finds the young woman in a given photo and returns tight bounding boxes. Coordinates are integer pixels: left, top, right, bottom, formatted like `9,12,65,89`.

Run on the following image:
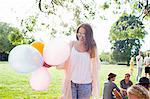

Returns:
57,23,100,99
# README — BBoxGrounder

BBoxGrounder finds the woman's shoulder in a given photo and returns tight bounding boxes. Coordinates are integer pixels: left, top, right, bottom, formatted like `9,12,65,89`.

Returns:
69,40,76,48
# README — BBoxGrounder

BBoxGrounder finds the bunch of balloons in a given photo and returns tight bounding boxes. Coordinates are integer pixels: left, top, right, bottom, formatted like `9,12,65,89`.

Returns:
8,38,70,91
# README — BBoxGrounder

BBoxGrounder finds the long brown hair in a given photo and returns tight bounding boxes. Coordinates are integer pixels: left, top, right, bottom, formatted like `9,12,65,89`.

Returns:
76,23,96,58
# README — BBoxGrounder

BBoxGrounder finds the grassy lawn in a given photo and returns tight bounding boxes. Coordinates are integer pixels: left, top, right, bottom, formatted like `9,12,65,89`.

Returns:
0,61,144,98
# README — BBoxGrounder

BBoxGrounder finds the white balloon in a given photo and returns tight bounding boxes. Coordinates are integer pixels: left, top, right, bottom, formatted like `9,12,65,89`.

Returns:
8,45,43,73
43,38,70,65
29,67,51,91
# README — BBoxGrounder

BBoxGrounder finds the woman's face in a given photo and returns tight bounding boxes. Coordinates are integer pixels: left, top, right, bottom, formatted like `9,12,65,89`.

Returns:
77,27,86,43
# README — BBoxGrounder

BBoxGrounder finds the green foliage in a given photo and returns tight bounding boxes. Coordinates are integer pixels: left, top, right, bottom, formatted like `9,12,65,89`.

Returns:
38,0,97,20
8,28,34,46
21,16,37,32
132,1,150,20
0,22,34,54
12,16,36,44
100,51,112,63
29,0,150,39
109,14,147,41
0,22,14,53
109,14,147,65
8,28,27,45
111,38,141,65
101,2,109,10
101,0,150,20
36,0,99,37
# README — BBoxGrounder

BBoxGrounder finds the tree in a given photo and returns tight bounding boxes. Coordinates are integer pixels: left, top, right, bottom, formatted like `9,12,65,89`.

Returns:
0,22,14,53
111,38,141,65
37,0,97,21
109,14,147,65
33,0,99,37
16,0,148,41
8,28,33,45
100,51,112,63
0,22,32,54
110,14,147,41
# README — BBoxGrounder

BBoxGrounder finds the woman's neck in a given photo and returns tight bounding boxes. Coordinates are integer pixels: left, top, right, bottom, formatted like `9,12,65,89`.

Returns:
76,41,87,51
77,41,85,47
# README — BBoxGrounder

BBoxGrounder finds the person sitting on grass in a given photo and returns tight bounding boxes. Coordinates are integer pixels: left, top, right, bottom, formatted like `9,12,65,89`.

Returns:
103,73,122,99
120,73,133,99
138,77,150,91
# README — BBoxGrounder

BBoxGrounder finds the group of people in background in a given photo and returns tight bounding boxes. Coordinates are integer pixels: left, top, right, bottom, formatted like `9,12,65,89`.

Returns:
102,73,150,99
103,50,150,99
130,50,150,80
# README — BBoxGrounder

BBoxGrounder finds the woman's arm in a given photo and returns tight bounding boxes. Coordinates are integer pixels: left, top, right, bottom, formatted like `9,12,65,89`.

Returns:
56,41,75,70
91,48,101,97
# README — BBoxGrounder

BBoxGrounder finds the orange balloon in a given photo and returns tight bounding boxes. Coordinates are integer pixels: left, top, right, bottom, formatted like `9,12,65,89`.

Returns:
31,41,44,55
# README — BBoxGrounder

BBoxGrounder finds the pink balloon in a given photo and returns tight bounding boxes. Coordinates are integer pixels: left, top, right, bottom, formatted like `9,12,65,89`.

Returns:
29,67,51,91
43,38,70,65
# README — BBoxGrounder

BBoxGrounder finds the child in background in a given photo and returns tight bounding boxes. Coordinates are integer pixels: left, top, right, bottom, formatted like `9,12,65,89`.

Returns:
129,57,134,75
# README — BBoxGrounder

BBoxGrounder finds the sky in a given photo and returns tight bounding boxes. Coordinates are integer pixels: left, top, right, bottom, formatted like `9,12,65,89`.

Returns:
0,0,149,53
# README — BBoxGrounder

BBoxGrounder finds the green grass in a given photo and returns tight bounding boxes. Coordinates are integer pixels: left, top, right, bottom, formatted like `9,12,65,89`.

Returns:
0,62,143,98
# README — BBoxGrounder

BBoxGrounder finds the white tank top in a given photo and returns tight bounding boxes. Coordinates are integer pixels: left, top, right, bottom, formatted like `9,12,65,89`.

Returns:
70,46,92,84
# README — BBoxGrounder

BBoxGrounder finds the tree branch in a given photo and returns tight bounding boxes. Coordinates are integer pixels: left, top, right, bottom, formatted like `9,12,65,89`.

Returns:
142,9,150,19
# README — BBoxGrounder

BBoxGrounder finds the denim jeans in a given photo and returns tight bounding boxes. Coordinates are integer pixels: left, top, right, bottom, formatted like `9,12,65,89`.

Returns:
71,81,92,99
